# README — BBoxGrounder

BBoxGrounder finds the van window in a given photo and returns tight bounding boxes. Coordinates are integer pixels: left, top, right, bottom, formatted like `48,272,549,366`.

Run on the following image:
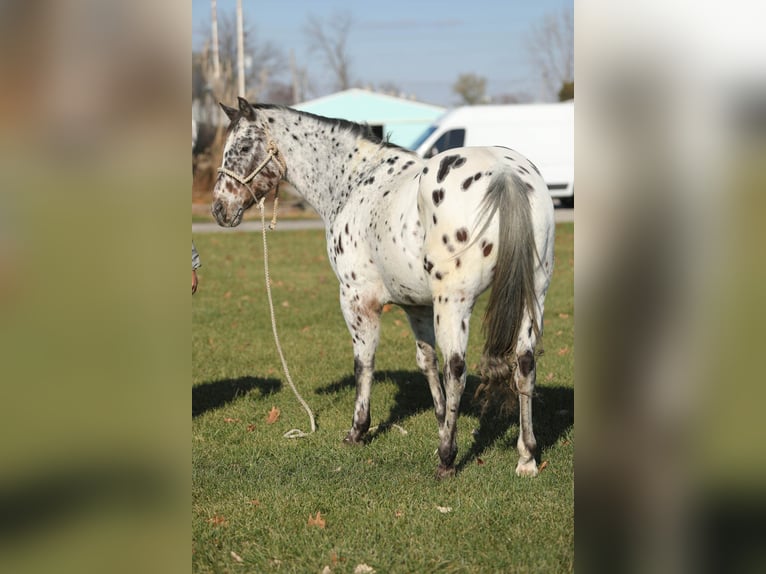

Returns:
423,128,466,158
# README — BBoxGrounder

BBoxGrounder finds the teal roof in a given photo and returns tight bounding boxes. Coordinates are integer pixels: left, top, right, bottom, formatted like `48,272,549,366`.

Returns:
294,89,445,148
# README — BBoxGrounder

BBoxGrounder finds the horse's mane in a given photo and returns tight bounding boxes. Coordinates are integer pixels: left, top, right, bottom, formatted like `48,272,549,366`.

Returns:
251,103,409,152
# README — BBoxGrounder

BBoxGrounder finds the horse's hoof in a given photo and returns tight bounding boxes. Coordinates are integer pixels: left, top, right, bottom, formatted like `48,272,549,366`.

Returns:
515,459,539,477
435,464,456,480
342,433,365,446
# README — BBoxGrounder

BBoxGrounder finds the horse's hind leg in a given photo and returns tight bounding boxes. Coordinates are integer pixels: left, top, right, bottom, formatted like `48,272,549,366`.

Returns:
404,306,445,426
340,292,383,445
514,312,541,477
432,297,473,479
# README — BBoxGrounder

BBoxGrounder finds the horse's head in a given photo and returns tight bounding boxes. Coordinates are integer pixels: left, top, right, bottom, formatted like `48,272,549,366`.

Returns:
211,97,285,227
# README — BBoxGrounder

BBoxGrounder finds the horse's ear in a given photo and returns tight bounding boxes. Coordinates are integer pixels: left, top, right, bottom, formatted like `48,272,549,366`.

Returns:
219,102,238,122
237,97,255,120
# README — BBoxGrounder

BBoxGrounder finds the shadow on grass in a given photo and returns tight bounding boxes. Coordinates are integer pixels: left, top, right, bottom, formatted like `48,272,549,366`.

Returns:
192,376,281,418
317,369,434,441
456,384,574,471
318,370,573,468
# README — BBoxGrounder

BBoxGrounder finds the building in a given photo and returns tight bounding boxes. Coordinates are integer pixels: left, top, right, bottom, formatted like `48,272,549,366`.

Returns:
294,88,445,149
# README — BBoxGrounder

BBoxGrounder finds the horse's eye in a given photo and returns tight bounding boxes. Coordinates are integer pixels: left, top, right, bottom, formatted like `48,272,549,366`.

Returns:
240,145,251,154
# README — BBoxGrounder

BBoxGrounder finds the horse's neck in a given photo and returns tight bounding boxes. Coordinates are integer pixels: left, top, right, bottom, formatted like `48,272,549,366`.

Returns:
264,109,379,224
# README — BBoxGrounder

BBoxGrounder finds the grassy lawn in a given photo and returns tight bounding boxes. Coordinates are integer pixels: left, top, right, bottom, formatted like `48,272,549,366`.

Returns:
192,222,574,573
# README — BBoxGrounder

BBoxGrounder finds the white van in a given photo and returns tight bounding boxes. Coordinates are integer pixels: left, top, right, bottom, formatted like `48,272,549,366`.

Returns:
411,102,574,206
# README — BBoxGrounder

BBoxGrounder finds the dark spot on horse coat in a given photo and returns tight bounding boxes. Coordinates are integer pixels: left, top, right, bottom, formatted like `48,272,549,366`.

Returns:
424,257,434,273
422,167,429,174
436,155,467,183
455,258,461,268
432,214,438,225
462,176,473,190
518,350,535,377
432,188,445,206
482,242,493,257
449,354,466,380
455,228,468,242
434,271,443,280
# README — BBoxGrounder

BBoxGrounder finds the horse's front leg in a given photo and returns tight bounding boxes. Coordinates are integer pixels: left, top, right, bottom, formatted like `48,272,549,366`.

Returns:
339,291,382,445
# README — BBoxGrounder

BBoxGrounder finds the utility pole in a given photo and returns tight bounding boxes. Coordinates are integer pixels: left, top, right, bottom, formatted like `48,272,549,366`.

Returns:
236,0,245,96
289,50,300,104
210,0,220,79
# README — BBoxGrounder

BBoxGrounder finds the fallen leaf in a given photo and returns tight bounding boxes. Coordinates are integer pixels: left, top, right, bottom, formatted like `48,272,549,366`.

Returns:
223,291,232,299
382,304,393,313
301,326,311,333
207,515,228,526
560,439,571,446
436,506,452,514
246,423,256,432
266,406,280,424
308,511,326,528
545,373,555,382
354,565,375,574
223,417,240,423
281,300,290,307
476,458,485,466
539,460,549,472
557,346,570,356
558,312,570,319
395,510,404,518
321,567,332,574
230,551,243,563
248,499,260,507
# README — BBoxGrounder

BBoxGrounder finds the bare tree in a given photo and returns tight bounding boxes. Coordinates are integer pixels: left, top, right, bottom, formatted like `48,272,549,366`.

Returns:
452,73,488,105
304,11,354,92
525,7,574,101
492,91,534,104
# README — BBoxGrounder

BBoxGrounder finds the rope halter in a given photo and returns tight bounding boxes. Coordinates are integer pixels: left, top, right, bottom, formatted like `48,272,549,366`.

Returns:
217,137,287,206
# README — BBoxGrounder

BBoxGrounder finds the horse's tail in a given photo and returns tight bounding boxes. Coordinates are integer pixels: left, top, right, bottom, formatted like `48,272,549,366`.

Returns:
474,170,539,414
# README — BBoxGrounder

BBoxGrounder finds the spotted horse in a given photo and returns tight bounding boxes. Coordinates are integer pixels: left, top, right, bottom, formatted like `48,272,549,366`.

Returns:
212,97,555,479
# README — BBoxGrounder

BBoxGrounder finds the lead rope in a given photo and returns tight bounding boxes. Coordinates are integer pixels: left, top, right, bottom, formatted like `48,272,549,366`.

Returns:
257,197,316,438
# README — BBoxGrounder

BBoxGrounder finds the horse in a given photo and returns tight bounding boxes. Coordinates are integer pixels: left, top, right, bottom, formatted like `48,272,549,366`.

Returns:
212,97,555,479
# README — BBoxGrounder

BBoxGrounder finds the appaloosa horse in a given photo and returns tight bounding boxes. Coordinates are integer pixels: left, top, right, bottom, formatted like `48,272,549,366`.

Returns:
212,97,555,478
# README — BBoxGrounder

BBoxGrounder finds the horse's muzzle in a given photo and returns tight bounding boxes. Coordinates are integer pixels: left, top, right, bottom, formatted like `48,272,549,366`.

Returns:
211,199,244,227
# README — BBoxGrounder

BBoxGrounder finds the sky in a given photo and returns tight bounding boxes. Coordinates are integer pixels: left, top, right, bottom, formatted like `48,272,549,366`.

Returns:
191,0,572,107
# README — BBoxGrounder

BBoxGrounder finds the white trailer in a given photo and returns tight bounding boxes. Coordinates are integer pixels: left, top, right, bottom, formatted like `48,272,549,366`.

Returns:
411,102,574,206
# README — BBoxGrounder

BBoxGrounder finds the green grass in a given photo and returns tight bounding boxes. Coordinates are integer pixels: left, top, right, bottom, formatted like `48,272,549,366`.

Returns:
193,223,574,573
